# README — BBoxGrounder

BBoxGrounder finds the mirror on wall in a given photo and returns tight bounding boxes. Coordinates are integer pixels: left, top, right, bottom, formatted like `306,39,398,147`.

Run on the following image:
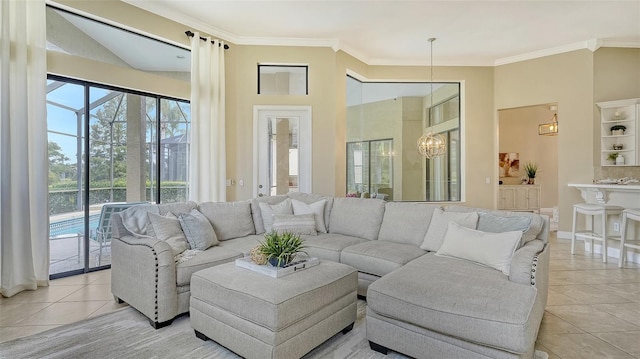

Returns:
346,76,461,201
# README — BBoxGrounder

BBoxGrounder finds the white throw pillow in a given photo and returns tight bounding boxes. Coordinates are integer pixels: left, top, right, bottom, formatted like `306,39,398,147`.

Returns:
272,214,317,236
436,221,522,275
259,198,293,232
420,208,478,251
291,198,327,233
147,212,189,256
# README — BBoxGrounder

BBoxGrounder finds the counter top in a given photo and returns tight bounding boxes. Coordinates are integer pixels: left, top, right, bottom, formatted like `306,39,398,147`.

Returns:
568,183,640,204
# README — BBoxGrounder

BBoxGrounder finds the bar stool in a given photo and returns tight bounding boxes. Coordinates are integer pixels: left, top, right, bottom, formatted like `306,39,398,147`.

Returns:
571,203,624,263
619,209,640,267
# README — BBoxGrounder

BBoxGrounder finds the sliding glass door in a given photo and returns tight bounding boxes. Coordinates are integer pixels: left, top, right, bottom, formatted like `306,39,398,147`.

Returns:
47,76,190,277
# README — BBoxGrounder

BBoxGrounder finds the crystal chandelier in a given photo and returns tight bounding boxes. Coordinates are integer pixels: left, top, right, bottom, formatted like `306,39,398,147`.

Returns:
418,38,446,159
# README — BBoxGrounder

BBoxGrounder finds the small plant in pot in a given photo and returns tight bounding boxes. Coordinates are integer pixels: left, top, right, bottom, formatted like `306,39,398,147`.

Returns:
523,162,538,184
258,231,307,268
607,152,619,164
610,125,626,136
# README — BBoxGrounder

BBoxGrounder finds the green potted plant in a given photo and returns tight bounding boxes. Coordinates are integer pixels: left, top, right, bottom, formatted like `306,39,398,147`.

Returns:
258,231,307,267
610,125,626,135
607,152,619,164
523,162,538,184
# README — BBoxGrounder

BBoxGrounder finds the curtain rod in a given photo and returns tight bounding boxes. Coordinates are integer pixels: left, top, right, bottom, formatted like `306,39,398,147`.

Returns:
185,31,230,49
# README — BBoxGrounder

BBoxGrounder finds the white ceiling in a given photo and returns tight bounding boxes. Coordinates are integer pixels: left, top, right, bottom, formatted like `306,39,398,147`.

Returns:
125,0,640,66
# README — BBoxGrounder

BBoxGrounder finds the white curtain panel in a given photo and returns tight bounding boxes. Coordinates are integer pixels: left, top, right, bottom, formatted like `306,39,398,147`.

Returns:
188,33,226,202
0,0,50,297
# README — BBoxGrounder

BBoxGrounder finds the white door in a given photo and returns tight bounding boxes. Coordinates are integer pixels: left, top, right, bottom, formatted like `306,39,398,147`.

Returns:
253,106,312,197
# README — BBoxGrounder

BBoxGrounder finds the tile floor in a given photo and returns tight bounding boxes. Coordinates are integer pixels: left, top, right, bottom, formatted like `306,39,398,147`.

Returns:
1,232,640,358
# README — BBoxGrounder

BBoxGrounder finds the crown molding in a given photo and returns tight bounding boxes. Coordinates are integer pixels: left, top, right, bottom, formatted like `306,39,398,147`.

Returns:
122,1,640,68
494,40,594,66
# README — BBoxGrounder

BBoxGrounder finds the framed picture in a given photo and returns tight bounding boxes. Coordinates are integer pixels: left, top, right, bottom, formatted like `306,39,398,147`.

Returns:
499,152,519,178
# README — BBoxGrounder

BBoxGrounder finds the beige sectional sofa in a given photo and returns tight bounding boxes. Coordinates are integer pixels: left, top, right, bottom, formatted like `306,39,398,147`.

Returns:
110,192,549,358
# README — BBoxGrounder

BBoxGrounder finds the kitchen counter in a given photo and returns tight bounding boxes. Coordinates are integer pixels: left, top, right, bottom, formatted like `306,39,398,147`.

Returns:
568,183,640,204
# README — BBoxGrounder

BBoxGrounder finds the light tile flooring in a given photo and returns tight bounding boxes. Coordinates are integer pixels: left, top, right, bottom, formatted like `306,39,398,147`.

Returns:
1,232,640,358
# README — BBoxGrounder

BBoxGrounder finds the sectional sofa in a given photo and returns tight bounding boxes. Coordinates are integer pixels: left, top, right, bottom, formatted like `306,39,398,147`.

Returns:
110,192,549,359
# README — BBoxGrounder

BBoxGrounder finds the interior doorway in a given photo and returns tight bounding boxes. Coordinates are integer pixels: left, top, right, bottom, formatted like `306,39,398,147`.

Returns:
498,104,559,228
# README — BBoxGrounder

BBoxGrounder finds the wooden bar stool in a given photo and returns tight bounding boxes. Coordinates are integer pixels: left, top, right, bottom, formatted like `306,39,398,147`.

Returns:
571,203,624,262
619,209,640,267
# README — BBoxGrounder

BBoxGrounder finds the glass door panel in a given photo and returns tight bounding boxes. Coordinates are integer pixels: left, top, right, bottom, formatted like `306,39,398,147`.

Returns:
47,80,86,276
268,116,300,195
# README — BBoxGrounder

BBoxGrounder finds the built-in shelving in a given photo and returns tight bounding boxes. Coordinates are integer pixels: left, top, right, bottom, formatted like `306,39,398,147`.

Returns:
597,99,640,167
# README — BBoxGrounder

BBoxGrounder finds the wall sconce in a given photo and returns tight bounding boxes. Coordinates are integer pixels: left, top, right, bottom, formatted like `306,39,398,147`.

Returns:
538,106,558,136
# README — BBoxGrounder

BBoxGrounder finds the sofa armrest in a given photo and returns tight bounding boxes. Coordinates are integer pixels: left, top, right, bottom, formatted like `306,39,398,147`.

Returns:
111,214,178,325
508,239,546,286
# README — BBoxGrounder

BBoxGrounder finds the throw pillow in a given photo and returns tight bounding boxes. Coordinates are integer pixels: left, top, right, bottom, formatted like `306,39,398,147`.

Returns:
259,198,293,232
478,212,531,247
272,214,317,236
291,198,327,233
436,221,522,275
420,208,478,251
147,212,189,256
179,209,218,250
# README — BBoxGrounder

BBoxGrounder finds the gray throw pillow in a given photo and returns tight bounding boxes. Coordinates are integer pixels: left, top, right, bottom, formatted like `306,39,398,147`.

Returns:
147,212,188,255
272,214,317,236
179,209,218,250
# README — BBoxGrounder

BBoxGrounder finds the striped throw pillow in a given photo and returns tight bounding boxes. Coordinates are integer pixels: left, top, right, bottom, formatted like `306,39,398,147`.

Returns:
272,214,317,236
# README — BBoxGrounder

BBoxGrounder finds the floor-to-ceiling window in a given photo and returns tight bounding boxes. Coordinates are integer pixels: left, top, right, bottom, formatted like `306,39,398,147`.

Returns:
47,77,191,277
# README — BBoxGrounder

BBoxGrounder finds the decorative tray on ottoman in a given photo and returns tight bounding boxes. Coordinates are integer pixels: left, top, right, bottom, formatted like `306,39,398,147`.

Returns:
234,256,319,278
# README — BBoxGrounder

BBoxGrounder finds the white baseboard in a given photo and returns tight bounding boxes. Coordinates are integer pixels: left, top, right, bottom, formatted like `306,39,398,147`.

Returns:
554,231,639,264
584,242,640,264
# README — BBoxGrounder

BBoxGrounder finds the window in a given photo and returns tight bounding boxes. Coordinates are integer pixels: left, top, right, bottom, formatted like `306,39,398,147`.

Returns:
346,76,462,201
47,76,190,275
347,139,393,199
258,65,308,95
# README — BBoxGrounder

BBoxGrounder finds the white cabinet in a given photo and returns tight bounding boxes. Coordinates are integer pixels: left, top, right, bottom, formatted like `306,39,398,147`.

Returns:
498,185,540,212
597,98,640,166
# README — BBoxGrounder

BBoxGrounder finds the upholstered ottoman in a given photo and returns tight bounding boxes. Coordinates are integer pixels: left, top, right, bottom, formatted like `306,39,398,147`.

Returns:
190,261,358,359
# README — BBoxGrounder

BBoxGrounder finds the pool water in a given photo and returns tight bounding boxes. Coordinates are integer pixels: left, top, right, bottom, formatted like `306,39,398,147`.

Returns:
50,214,100,238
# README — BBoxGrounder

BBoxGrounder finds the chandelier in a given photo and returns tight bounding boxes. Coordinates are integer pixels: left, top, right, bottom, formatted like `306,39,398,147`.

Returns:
417,132,446,158
418,38,447,159
538,106,558,136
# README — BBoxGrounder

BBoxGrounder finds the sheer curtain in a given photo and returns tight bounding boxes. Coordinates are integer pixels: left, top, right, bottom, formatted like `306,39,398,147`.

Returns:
188,33,226,202
0,0,50,297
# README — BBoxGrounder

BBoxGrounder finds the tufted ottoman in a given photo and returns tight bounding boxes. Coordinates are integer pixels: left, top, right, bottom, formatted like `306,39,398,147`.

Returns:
190,260,358,359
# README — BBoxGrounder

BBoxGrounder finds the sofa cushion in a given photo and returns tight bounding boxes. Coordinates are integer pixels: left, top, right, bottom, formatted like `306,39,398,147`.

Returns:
341,241,426,277
146,212,188,255
258,198,293,233
420,208,478,251
179,209,218,250
287,192,334,232
250,195,289,234
272,213,317,236
302,233,368,262
367,253,539,354
329,198,386,241
218,235,263,256
291,198,328,233
378,202,440,246
175,247,243,286
199,201,255,241
436,222,522,275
